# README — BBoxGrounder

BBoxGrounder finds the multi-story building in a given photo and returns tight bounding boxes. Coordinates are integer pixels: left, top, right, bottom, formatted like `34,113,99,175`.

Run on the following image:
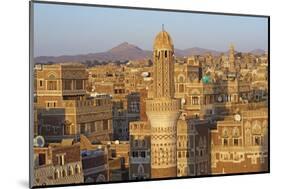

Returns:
112,92,141,141
211,108,268,174
108,156,128,181
176,116,212,177
33,139,84,186
81,149,109,183
174,56,203,117
80,135,109,183
129,121,151,180
101,140,130,181
80,135,130,182
34,63,113,143
112,101,129,141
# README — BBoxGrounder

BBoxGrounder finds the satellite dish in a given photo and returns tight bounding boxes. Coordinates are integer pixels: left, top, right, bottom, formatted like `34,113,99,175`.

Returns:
234,114,241,122
141,72,149,77
181,98,186,105
34,135,45,147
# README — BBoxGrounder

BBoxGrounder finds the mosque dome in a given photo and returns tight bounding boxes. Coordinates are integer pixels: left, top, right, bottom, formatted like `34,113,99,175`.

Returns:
153,27,174,50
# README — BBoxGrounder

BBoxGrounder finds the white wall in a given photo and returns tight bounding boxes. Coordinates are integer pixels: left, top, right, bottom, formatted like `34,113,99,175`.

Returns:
0,0,279,188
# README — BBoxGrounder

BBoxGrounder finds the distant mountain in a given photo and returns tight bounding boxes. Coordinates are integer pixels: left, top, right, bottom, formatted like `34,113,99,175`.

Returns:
34,42,151,64
175,47,221,57
249,49,266,55
107,42,151,60
34,42,265,64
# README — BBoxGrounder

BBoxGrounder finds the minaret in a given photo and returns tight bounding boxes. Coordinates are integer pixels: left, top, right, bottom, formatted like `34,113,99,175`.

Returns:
146,26,180,178
229,44,235,71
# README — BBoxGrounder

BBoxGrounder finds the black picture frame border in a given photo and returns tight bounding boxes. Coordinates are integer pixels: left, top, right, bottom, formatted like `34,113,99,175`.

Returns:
29,0,270,188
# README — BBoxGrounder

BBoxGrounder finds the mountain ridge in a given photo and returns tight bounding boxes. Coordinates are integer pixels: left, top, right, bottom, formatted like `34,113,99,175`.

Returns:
34,42,267,64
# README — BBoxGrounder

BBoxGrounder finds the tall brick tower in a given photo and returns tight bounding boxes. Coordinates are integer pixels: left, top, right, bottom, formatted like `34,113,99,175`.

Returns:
146,26,180,178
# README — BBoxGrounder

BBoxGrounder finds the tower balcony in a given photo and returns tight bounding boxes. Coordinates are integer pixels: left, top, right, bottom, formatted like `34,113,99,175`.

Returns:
146,98,180,113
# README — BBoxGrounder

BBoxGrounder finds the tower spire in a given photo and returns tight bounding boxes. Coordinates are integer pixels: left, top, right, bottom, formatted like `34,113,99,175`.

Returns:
162,24,164,31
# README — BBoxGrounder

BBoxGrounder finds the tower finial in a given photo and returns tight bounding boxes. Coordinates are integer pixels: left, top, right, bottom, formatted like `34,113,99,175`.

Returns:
230,43,234,50
162,24,164,31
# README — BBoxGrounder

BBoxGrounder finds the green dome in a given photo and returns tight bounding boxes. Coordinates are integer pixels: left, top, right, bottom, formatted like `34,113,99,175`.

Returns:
202,75,211,84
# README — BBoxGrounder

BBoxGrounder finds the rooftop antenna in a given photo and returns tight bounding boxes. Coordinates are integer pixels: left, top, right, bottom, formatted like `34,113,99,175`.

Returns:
162,24,165,31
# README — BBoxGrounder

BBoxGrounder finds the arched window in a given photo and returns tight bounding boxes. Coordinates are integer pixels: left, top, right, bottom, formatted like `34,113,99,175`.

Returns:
75,164,81,174
47,73,57,90
177,168,181,175
137,164,145,177
178,151,182,158
68,166,74,176
252,133,262,146
155,50,158,58
222,128,229,138
178,75,184,83
232,127,240,137
142,140,146,147
48,74,56,80
199,150,203,157
192,96,199,105
64,120,73,135
199,137,203,146
47,80,57,90
134,140,138,147
245,128,251,145
262,120,268,135
179,84,184,93
252,121,262,134
203,137,207,146
85,177,94,183
54,169,60,179
62,169,67,177
96,174,106,182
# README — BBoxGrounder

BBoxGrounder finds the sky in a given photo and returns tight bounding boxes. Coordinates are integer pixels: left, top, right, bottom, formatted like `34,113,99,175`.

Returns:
33,2,268,57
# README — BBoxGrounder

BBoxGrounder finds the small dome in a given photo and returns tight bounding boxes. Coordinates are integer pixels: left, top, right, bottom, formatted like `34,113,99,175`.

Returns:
153,30,174,50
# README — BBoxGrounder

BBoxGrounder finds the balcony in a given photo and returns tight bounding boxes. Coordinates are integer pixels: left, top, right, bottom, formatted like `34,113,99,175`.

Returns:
62,89,86,96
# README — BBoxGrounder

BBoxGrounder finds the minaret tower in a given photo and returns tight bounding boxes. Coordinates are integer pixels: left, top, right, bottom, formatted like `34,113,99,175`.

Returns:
229,44,235,71
146,26,180,178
